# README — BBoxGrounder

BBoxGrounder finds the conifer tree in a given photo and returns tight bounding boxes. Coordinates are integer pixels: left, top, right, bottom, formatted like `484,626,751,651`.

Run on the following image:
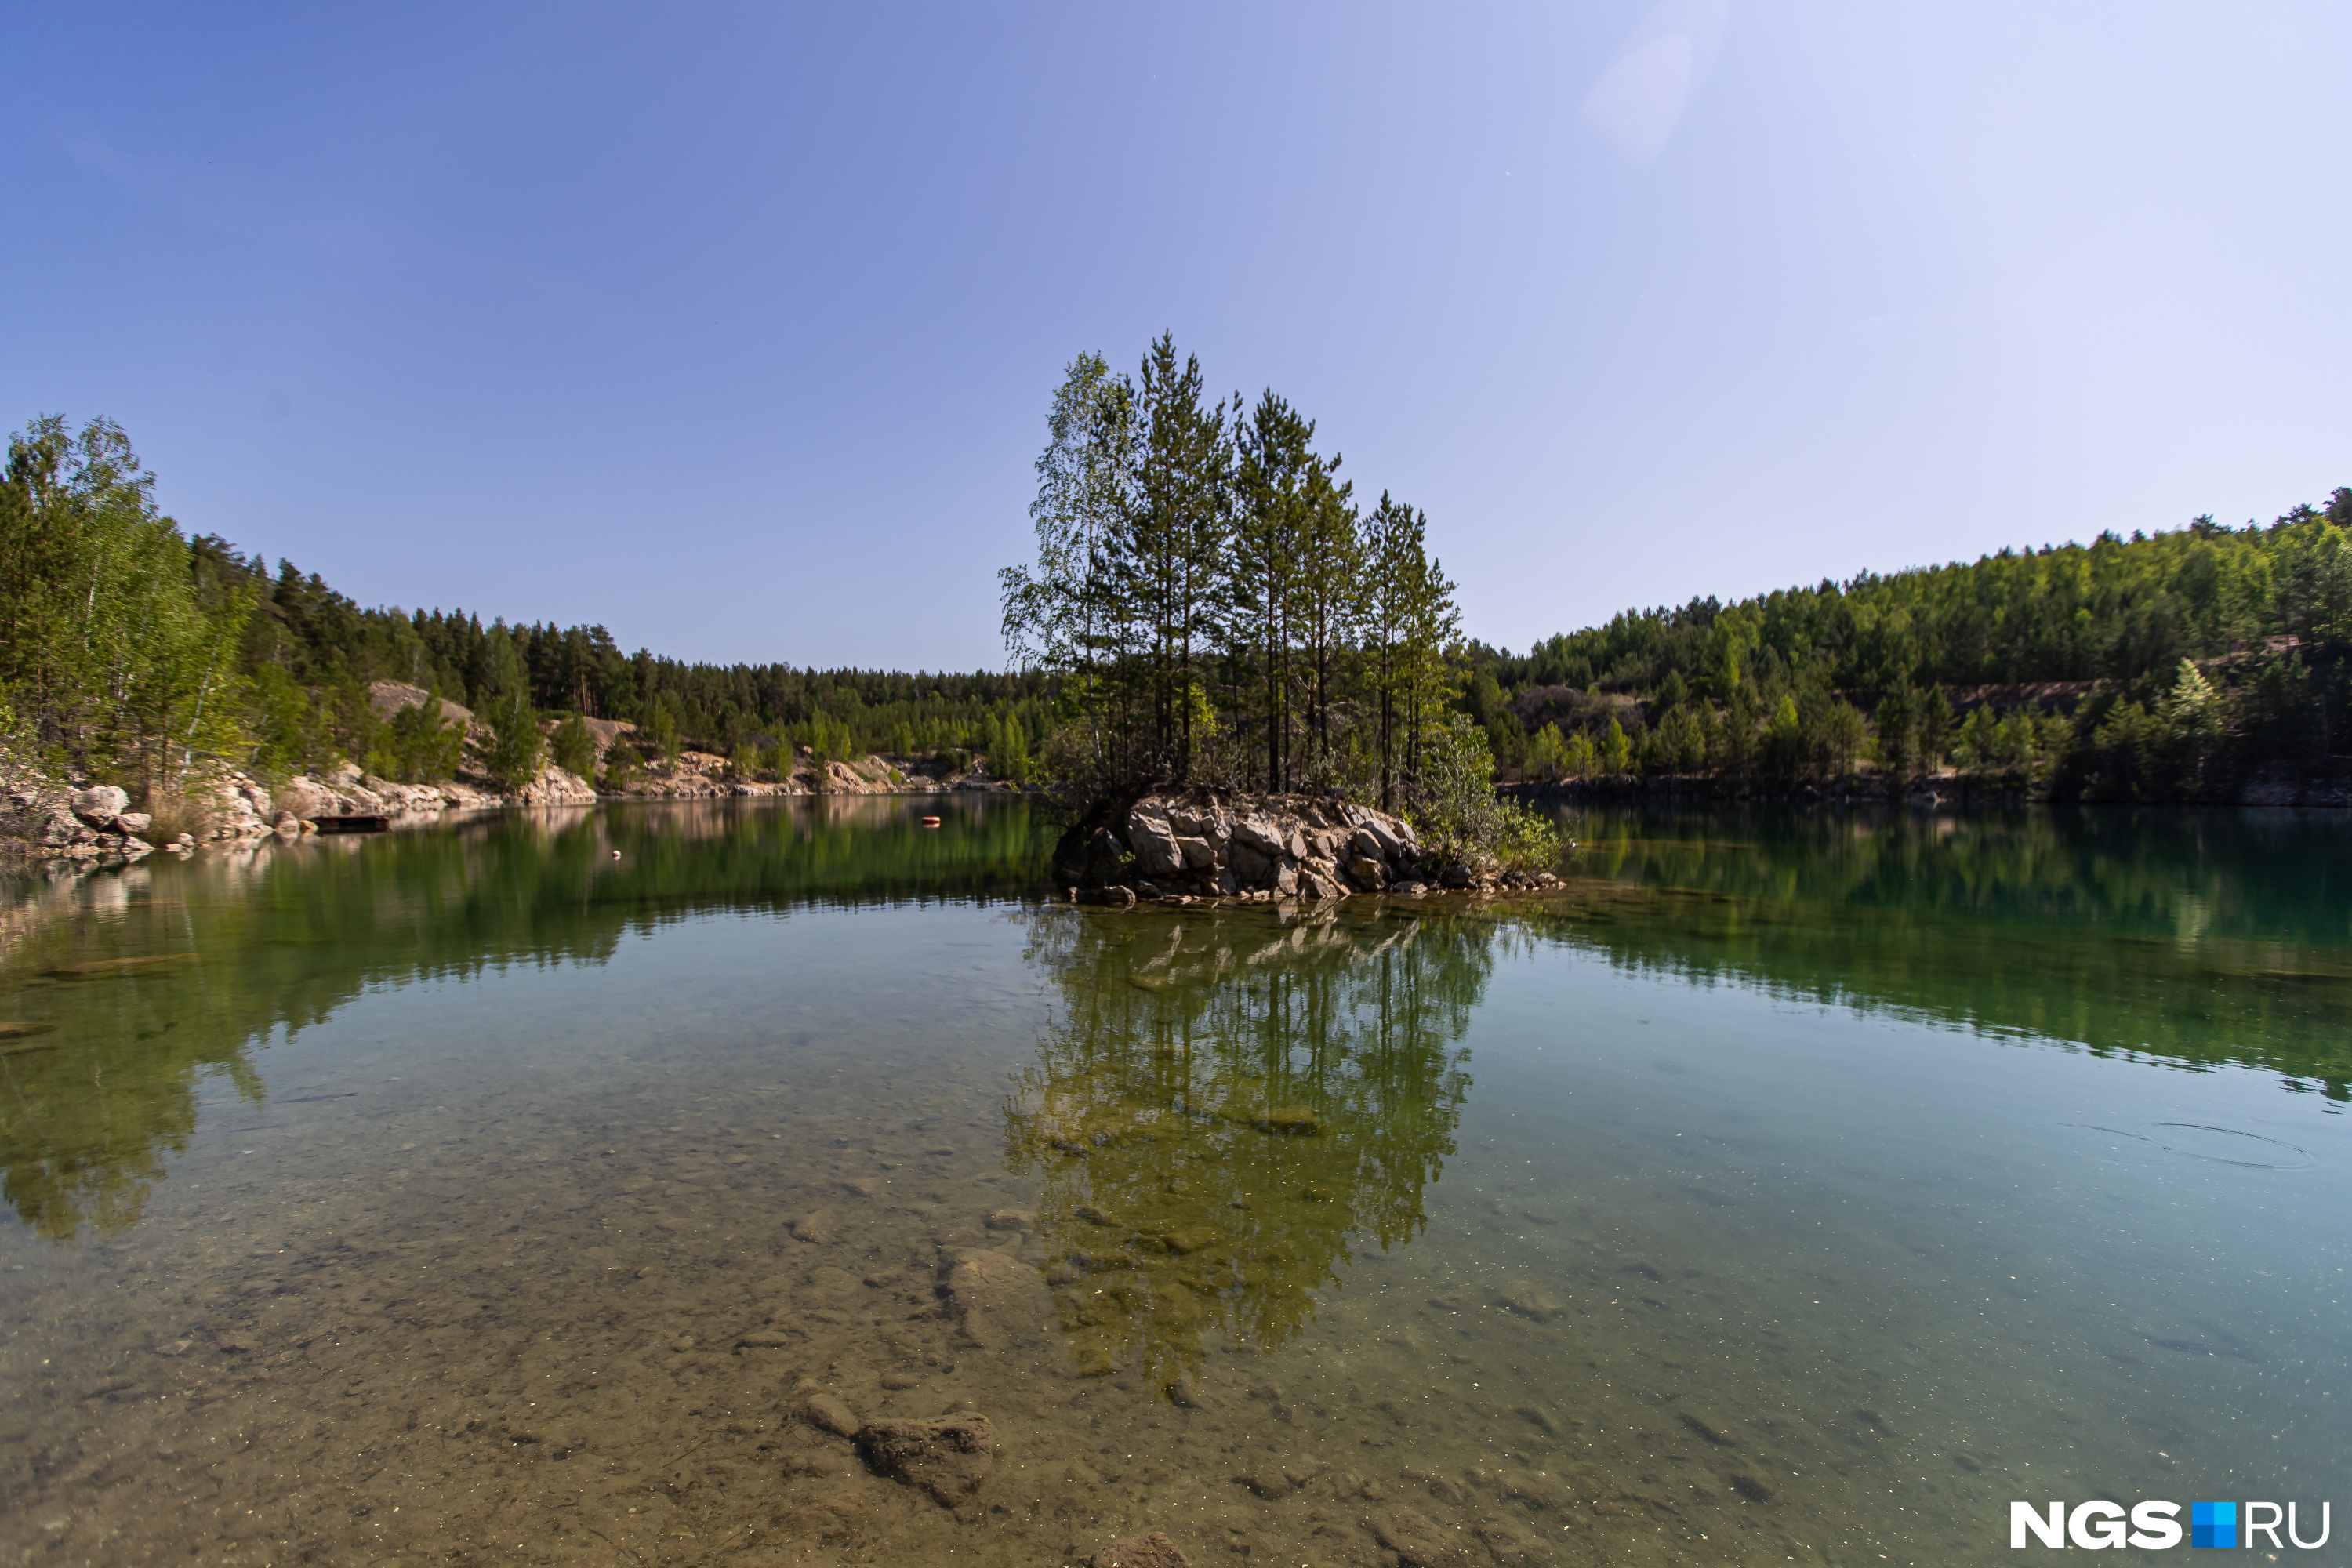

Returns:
1230,392,1318,793
1123,334,1230,784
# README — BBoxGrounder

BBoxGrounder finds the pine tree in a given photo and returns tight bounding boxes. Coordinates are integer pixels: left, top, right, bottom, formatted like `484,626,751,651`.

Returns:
1123,334,1230,784
1231,392,1319,793
1292,458,1361,782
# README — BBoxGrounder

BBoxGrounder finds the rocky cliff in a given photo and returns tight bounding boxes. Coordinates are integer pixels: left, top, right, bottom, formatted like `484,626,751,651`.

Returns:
1053,791,1559,904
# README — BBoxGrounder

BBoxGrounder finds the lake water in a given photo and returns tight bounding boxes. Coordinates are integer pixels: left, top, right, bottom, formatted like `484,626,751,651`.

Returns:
2,797,2346,1566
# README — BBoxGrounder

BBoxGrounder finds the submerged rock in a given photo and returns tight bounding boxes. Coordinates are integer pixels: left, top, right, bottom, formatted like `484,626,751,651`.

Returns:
798,1391,862,1439
1371,1508,1472,1568
855,1412,994,1504
1490,1279,1561,1323
1088,1531,1192,1568
942,1247,1047,1350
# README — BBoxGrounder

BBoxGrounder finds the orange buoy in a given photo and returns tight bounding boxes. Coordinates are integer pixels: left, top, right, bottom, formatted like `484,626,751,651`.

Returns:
920,815,942,827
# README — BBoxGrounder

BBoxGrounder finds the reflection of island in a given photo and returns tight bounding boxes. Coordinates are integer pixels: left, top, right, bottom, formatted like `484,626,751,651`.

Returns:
1005,906,1497,1391
0,796,1050,1242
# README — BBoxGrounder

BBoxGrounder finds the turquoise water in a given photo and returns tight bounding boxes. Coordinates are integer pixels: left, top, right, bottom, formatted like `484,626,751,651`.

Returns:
1,798,2345,1566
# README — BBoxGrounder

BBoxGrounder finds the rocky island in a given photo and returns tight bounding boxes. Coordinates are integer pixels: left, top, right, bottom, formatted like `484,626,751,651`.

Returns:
1054,791,1560,904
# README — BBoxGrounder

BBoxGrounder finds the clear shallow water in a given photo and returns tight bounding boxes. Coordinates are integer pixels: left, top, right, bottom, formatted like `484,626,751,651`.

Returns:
1,798,2346,1566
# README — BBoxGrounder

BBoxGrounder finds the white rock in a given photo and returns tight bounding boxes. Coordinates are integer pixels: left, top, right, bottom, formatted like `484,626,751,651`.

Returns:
71,785,129,825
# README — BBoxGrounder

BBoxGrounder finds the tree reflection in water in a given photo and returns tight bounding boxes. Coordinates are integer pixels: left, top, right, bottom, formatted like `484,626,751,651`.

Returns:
1004,904,1505,1393
0,795,1050,1243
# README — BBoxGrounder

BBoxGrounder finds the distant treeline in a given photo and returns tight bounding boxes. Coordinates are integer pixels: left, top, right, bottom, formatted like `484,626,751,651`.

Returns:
228,539,1054,776
2,414,1051,798
1467,493,2352,800
9,405,2345,813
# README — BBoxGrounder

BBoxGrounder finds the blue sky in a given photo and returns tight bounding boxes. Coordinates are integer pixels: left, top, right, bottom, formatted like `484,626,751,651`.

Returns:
5,3,2347,670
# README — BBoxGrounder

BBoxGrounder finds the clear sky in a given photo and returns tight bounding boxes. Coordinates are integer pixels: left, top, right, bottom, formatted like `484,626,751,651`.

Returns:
5,3,2347,670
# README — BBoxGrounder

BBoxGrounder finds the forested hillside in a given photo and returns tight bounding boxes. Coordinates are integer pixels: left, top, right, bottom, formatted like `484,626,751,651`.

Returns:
2,415,1051,802
7,404,2345,822
1469,492,2352,801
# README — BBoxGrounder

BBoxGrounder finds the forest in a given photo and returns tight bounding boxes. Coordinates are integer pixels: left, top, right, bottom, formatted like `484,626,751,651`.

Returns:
1461,490,2352,801
5,398,2347,829
1,415,1054,801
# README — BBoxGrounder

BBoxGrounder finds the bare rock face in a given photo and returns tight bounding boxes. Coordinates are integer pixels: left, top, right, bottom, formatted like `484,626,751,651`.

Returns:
1298,858,1348,899
71,785,129,827
1124,805,1187,877
273,777,342,820
1061,791,1429,901
1056,826,1130,886
1089,1531,1192,1568
855,1413,994,1505
41,807,96,848
1230,815,1289,857
507,764,595,807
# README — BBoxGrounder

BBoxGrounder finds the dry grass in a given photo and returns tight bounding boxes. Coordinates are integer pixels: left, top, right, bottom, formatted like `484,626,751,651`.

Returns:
136,786,218,844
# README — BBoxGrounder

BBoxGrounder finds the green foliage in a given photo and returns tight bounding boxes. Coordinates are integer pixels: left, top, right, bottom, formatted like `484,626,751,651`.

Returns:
246,662,329,779
481,691,546,790
365,692,467,783
1,416,252,789
550,713,597,781
1406,713,1563,869
0,408,1146,804
981,709,1033,782
1481,488,2352,796
1001,339,1470,820
648,699,681,760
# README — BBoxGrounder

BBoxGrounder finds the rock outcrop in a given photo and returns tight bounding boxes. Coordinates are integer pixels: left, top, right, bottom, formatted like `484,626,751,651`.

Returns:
1054,790,1559,902
620,750,920,799
1,780,167,863
1056,792,1425,902
367,681,479,732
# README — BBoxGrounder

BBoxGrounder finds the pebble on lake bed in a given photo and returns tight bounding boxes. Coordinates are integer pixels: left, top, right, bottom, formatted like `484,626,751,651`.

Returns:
791,1210,837,1243
1490,1280,1561,1323
797,1391,861,1439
